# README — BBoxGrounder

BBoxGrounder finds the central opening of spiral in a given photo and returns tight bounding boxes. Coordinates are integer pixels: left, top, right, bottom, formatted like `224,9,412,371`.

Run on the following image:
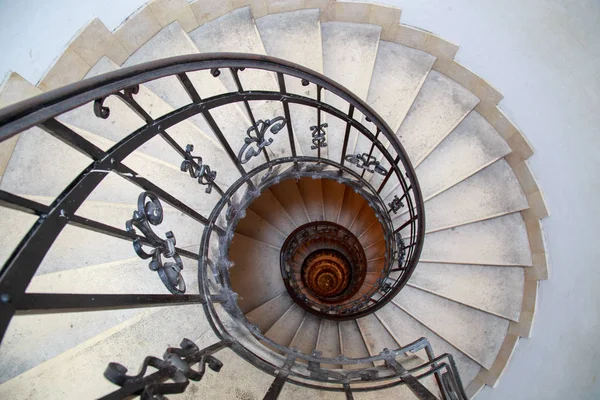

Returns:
302,249,352,300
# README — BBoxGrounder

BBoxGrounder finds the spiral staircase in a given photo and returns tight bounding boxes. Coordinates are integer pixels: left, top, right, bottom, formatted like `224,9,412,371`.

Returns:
0,1,549,399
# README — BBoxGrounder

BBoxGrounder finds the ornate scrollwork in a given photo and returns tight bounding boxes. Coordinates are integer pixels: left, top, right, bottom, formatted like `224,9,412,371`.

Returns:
104,338,225,399
388,195,404,214
93,84,140,119
180,144,217,194
310,123,328,150
237,117,287,164
344,153,388,175
126,192,186,294
392,233,406,269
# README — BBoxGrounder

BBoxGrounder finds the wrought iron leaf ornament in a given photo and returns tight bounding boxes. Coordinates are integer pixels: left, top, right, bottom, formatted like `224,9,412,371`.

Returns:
237,117,287,164
126,192,186,294
180,144,217,193
310,123,328,149
104,338,226,399
388,195,405,214
344,153,388,175
93,84,141,119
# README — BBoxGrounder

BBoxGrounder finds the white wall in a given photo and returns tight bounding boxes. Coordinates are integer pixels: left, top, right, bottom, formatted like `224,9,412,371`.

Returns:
1,1,599,399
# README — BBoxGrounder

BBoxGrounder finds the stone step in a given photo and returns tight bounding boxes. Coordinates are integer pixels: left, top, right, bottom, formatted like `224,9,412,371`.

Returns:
356,313,399,366
397,70,479,166
0,249,199,383
246,292,294,334
354,41,435,171
289,313,321,357
395,285,509,369
235,207,287,248
392,159,528,232
269,178,311,227
376,303,481,387
321,22,381,164
409,262,524,321
321,178,345,223
413,111,512,200
420,213,533,267
120,21,261,171
256,9,324,158
59,56,240,187
249,187,298,236
188,7,291,160
228,233,285,313
338,185,366,228
0,198,201,276
265,303,306,347
339,320,373,370
296,177,325,222
0,304,211,399
316,319,341,369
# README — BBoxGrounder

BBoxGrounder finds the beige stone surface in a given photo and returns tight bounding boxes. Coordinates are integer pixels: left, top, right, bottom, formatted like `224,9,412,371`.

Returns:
368,4,402,41
235,207,287,247
267,0,305,14
113,5,162,55
68,18,128,66
249,188,298,235
232,0,268,17
189,0,234,25
415,111,511,200
475,334,519,387
478,104,534,161
394,24,458,60
37,48,89,91
0,73,43,178
433,58,503,107
148,0,200,32
265,304,306,346
246,292,294,332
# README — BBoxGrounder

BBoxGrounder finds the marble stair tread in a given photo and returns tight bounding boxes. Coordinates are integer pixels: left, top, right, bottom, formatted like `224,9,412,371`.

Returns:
420,213,533,267
396,70,479,166
356,314,399,366
414,111,512,200
409,262,524,321
269,179,311,227
246,292,295,333
289,313,321,356
395,286,509,369
339,320,372,369
256,9,324,157
249,188,298,236
188,7,291,160
120,21,260,171
316,319,341,369
265,303,306,347
321,178,345,222
392,159,528,232
235,207,286,248
321,21,381,164
59,56,240,186
0,304,210,399
376,304,481,387
354,41,435,159
296,177,325,222
338,185,366,228
0,249,200,383
228,233,285,313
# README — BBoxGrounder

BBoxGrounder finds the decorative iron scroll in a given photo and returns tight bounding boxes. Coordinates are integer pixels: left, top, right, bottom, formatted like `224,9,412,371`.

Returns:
344,153,387,175
180,144,217,193
238,117,287,164
104,338,227,399
388,195,404,214
310,123,328,150
94,85,140,119
126,192,186,294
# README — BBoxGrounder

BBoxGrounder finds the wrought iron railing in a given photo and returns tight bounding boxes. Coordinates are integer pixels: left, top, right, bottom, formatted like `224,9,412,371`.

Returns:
0,53,460,398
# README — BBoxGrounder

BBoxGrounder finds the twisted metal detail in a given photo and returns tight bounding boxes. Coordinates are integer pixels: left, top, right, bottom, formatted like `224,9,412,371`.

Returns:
237,117,287,164
388,195,405,214
344,153,388,175
180,144,217,194
126,192,186,294
310,123,328,149
104,338,226,399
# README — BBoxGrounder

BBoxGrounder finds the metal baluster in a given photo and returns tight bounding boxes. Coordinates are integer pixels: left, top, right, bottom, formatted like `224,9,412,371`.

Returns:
276,73,297,159
340,104,355,166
